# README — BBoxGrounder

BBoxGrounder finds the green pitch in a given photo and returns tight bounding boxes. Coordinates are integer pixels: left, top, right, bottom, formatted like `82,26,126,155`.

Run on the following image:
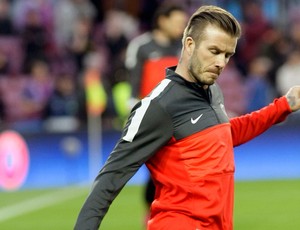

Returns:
0,179,299,230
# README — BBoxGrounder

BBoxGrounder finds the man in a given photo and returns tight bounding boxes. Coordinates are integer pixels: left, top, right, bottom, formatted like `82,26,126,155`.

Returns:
75,5,300,230
125,4,187,100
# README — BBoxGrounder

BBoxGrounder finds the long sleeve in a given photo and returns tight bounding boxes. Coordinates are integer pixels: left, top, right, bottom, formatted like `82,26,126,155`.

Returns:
74,99,173,230
125,34,149,99
127,51,144,98
230,96,292,147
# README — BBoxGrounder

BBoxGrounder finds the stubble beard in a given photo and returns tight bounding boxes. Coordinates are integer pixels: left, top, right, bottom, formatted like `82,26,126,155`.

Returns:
189,59,215,86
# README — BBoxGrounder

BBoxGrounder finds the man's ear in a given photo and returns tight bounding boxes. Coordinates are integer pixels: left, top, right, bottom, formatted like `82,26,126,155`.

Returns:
185,37,195,56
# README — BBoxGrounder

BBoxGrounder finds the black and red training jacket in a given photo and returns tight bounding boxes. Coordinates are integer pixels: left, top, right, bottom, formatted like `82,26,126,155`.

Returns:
75,67,291,230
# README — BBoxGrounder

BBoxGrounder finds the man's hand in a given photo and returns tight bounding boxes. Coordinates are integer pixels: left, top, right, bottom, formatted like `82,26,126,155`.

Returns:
285,86,300,112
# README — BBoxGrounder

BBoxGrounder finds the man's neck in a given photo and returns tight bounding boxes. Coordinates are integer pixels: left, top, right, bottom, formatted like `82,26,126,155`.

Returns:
152,29,171,46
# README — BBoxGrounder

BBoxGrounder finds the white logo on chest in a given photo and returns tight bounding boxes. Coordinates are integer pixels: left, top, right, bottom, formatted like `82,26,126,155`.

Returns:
191,114,203,124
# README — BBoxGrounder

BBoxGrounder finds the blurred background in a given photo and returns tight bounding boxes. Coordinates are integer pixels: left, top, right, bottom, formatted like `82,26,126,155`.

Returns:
0,0,300,228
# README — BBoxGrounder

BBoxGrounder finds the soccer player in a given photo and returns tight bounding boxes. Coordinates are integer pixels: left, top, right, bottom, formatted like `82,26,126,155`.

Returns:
125,4,188,100
74,5,300,230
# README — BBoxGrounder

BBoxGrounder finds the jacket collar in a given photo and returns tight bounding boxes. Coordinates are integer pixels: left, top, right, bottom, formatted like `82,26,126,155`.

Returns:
166,66,210,89
166,66,212,100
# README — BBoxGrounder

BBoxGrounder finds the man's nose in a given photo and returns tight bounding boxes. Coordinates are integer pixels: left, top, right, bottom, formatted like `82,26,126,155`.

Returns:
215,55,227,69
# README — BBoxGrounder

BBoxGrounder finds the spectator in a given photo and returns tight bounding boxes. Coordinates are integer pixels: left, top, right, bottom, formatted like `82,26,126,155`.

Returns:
101,9,137,86
20,60,54,124
244,56,276,112
53,0,96,49
0,50,10,75
0,93,4,123
259,25,291,87
11,0,54,33
0,74,28,127
44,73,86,132
67,16,94,74
20,8,50,73
276,49,300,96
0,0,16,35
237,1,271,73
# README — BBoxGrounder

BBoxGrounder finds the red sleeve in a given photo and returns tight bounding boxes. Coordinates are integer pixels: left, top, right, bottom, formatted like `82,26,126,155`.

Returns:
230,97,292,147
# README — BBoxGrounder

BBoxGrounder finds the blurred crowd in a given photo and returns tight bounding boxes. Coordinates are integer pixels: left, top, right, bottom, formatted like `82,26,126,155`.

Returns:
1,0,300,133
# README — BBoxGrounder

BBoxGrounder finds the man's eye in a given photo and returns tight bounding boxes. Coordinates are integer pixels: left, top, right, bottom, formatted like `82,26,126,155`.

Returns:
226,53,234,59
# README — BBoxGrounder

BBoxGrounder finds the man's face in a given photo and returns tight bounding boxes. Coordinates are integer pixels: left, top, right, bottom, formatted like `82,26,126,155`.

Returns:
187,25,237,86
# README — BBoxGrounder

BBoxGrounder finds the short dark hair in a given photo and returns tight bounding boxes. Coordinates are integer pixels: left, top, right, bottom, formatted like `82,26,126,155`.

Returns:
183,5,241,45
152,4,186,30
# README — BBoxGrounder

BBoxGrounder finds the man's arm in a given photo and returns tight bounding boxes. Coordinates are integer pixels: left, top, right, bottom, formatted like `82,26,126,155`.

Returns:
230,86,300,147
230,97,291,147
74,100,173,229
